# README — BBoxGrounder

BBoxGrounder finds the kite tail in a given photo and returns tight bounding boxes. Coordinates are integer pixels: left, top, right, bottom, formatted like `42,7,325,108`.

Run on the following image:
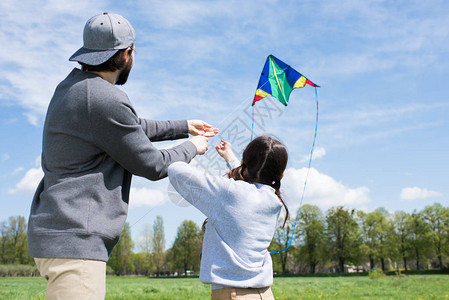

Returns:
269,86,319,254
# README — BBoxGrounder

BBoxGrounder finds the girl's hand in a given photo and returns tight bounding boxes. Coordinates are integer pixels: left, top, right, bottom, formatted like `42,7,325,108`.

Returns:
216,140,237,162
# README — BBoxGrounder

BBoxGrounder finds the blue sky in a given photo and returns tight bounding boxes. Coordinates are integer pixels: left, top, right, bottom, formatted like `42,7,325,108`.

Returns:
1,0,448,250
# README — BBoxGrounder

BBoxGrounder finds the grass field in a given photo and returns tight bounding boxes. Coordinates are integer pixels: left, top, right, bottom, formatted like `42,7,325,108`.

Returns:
0,274,448,299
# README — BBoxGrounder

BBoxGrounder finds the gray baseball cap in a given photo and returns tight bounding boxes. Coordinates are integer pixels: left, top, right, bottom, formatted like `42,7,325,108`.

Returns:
69,12,136,66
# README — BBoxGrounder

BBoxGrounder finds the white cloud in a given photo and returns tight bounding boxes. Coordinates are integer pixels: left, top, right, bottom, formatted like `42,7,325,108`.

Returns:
317,1,449,76
24,113,40,127
1,154,10,161
34,156,41,167
12,167,25,175
320,102,448,147
136,1,277,30
3,0,447,129
138,1,220,28
129,187,167,208
300,146,326,163
324,103,449,124
9,167,43,194
281,167,371,214
8,166,168,207
400,187,442,201
0,0,107,124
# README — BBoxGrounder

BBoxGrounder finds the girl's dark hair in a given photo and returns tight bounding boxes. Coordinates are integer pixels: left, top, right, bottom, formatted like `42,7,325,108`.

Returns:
80,45,133,72
228,135,289,227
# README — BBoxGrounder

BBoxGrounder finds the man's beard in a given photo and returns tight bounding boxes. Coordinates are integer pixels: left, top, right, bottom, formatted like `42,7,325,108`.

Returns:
116,56,133,85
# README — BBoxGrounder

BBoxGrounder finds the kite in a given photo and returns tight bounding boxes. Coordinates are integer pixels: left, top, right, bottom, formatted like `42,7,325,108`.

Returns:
250,55,319,140
251,55,319,254
252,54,319,107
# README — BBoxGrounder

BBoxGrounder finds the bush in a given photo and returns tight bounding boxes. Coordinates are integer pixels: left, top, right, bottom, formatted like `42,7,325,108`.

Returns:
386,269,443,276
368,269,386,280
388,267,410,272
106,265,115,275
0,264,39,277
395,269,407,278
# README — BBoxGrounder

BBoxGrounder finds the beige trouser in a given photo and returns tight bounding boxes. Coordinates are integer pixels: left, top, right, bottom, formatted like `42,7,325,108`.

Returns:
211,286,274,300
34,258,106,300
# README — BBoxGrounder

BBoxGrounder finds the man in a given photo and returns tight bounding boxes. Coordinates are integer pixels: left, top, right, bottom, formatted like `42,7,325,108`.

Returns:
27,12,216,299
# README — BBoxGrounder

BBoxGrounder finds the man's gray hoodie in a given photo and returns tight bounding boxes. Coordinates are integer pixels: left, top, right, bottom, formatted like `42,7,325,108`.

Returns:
28,68,197,261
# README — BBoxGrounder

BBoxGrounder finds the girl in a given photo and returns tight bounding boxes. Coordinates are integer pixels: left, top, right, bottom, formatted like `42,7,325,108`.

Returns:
167,136,288,300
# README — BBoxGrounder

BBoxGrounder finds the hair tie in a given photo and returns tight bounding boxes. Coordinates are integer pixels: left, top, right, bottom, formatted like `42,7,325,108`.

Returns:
272,178,281,186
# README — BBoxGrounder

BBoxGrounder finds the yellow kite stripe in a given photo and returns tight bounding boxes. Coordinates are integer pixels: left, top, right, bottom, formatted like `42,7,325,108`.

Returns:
293,76,307,89
255,89,270,98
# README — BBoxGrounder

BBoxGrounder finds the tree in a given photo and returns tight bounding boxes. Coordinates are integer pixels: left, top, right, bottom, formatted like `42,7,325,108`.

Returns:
152,216,166,276
171,220,202,274
0,216,29,264
326,206,361,273
295,204,325,273
133,252,151,275
391,211,411,270
357,211,377,270
408,212,432,270
137,224,153,275
372,208,391,271
269,217,295,274
357,208,390,271
444,206,449,265
421,203,447,269
0,221,9,264
107,222,135,275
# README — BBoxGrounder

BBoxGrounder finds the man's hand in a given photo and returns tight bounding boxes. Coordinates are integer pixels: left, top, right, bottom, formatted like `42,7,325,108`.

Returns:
216,139,237,162
189,136,209,155
188,120,218,137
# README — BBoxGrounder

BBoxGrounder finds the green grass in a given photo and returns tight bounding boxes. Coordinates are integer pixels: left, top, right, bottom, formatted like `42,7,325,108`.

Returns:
0,275,448,299
271,275,449,299
0,277,46,300
106,277,210,300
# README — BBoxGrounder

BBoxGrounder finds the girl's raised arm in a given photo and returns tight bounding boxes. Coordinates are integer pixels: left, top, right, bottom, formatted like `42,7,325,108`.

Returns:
167,162,231,217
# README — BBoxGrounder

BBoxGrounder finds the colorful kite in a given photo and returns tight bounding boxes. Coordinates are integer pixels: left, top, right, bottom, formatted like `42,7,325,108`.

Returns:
252,54,319,107
251,55,319,254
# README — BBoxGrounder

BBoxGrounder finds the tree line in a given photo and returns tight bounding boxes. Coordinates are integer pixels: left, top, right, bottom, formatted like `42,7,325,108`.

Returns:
270,202,449,274
1,202,448,276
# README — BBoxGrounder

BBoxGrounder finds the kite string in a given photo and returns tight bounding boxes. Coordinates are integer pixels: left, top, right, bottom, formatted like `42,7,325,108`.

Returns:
250,106,255,141
250,79,271,140
269,86,318,254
